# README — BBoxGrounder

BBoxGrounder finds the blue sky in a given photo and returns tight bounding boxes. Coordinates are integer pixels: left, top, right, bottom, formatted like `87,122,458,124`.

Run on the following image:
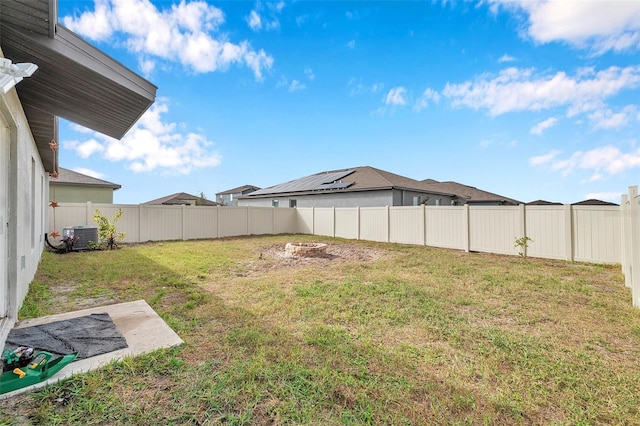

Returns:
55,0,640,204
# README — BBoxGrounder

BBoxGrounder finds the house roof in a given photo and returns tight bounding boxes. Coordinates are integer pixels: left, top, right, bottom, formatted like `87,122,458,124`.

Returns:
572,199,619,206
420,179,521,205
216,185,261,195
526,200,563,205
0,0,157,173
143,192,218,206
245,166,455,198
50,167,121,189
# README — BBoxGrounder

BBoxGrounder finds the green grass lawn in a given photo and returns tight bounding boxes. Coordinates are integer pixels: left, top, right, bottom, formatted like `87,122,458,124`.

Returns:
1,235,639,425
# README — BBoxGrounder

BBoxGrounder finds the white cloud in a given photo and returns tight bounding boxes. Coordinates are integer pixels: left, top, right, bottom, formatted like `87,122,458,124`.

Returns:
589,105,638,130
73,167,105,180
245,2,283,32
72,139,105,158
498,54,516,63
530,117,558,135
413,88,440,112
347,39,356,49
65,99,222,174
385,87,408,106
584,191,624,202
247,10,262,31
304,67,315,81
491,0,640,55
289,80,306,92
529,149,561,166
63,0,273,80
442,66,640,123
138,57,155,76
539,145,640,178
348,79,384,96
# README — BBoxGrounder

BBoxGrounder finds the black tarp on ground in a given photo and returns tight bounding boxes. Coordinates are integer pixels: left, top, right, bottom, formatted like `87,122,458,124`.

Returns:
4,313,128,359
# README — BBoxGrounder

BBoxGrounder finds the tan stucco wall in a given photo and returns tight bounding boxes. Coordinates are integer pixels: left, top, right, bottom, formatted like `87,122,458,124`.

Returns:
50,185,114,203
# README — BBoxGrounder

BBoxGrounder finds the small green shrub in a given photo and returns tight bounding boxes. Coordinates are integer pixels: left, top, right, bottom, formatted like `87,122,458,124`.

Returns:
514,236,533,258
93,208,125,249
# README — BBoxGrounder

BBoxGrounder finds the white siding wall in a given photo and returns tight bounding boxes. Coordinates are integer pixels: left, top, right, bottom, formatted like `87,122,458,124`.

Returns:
0,83,48,344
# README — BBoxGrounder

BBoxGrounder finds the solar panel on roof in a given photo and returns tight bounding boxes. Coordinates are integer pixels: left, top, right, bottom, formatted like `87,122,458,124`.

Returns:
320,170,354,184
322,182,354,190
247,170,356,195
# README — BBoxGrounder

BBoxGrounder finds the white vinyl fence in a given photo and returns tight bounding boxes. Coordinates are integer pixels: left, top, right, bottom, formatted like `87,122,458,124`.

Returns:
49,187,640,307
621,186,640,308
49,203,298,244
297,204,621,263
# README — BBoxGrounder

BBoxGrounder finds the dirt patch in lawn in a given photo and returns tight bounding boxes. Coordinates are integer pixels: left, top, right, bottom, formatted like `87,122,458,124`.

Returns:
238,243,387,274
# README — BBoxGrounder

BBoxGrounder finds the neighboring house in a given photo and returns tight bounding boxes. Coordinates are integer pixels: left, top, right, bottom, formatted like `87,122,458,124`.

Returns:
526,200,563,206
144,192,218,206
572,199,619,206
238,166,459,208
420,179,521,206
216,185,260,206
0,0,156,346
50,168,121,203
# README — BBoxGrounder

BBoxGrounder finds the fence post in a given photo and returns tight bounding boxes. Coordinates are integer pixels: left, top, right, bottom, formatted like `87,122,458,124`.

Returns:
247,206,251,236
629,186,639,307
332,207,336,238
312,207,315,235
463,204,470,253
564,204,573,262
356,206,360,240
621,194,631,288
386,205,390,243
422,204,426,246
137,204,142,243
216,205,220,239
519,204,526,256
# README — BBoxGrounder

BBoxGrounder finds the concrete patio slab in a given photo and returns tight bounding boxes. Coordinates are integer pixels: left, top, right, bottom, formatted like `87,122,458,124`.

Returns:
0,300,183,399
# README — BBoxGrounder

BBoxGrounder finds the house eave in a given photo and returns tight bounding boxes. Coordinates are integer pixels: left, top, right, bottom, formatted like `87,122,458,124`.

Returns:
0,0,157,172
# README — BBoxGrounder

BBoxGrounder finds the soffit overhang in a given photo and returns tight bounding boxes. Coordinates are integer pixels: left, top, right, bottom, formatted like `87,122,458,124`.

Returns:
0,0,157,172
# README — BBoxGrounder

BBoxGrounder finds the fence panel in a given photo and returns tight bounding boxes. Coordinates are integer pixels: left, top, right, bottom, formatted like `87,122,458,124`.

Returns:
525,206,566,260
100,204,141,243
314,208,334,237
141,205,183,242
184,207,218,240
249,207,274,235
219,207,249,238
335,208,359,240
296,208,314,234
424,206,466,250
49,203,87,233
572,206,621,264
389,206,423,245
469,206,521,255
359,207,388,242
274,208,298,234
